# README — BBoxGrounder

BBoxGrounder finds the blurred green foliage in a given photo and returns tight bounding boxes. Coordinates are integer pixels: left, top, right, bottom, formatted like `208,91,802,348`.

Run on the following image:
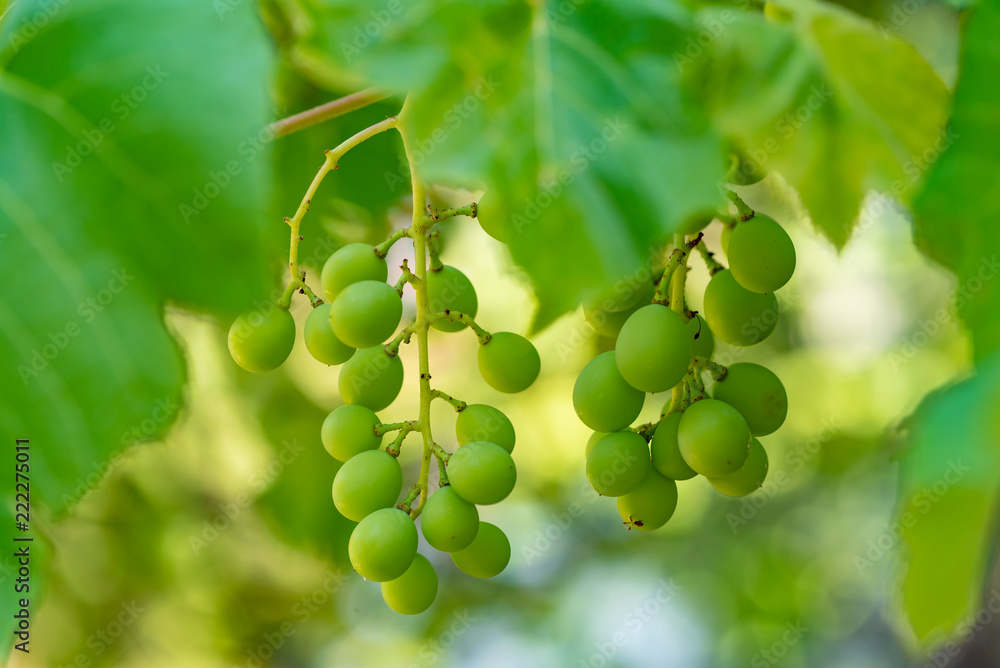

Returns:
1,0,999,666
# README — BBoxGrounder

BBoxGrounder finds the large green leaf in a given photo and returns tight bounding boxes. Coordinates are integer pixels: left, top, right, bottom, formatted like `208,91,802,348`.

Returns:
913,0,1000,362
0,0,276,514
694,2,951,247
896,353,1000,645
280,0,727,329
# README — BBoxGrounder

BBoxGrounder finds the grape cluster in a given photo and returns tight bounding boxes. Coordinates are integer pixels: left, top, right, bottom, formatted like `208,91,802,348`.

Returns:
575,203,794,530
227,203,539,614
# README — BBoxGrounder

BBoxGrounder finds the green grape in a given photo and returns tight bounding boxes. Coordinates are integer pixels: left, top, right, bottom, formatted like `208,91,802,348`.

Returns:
321,243,388,301
586,432,608,457
649,412,697,481
304,304,355,366
677,212,714,236
478,332,540,394
348,507,418,582
330,280,402,349
720,224,734,255
583,280,655,338
615,304,691,393
456,404,516,454
573,351,645,432
338,346,404,411
617,469,678,531
227,307,295,373
688,314,715,360
451,521,510,578
703,270,778,346
589,274,654,314
677,399,751,477
713,362,788,436
332,450,402,521
708,437,769,497
321,404,382,461
586,431,650,497
727,216,796,293
428,266,479,332
420,486,480,552
447,441,516,505
476,190,508,243
381,553,438,615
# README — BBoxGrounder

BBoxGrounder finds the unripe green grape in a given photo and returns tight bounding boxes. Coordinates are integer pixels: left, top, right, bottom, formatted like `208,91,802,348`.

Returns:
586,431,650,497
573,351,645,432
428,266,478,332
338,346,404,411
586,432,608,457
321,404,382,461
456,404,516,454
228,307,295,373
727,216,796,293
649,412,697,481
677,399,751,477
583,279,655,337
688,314,715,360
476,190,508,243
332,450,402,521
615,304,691,393
713,363,788,436
451,522,510,578
420,486,479,552
478,332,540,394
330,280,402,349
617,469,678,531
304,304,355,366
589,275,654,314
708,437,769,497
677,212,714,236
348,508,417,582
447,441,517,505
381,553,438,615
720,224,734,255
703,270,778,346
321,243,388,301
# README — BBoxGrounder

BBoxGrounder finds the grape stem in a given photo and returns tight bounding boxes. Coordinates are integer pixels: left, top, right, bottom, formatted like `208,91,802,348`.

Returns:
726,190,755,221
652,233,703,307
696,243,726,276
385,325,415,356
430,311,492,344
430,389,467,412
393,259,417,296
268,87,391,138
692,356,728,381
386,426,416,457
280,115,400,308
426,203,478,222
375,228,411,258
375,420,418,437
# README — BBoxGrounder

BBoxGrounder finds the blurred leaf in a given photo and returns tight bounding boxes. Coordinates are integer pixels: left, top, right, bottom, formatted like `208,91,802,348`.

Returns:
278,0,726,330
913,0,1000,362
0,0,276,512
694,4,950,246
897,352,1000,644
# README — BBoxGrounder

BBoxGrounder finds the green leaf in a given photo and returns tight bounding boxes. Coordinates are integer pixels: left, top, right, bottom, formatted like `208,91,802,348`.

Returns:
279,0,727,329
913,0,1000,362
694,4,950,246
0,0,276,511
896,352,1000,644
